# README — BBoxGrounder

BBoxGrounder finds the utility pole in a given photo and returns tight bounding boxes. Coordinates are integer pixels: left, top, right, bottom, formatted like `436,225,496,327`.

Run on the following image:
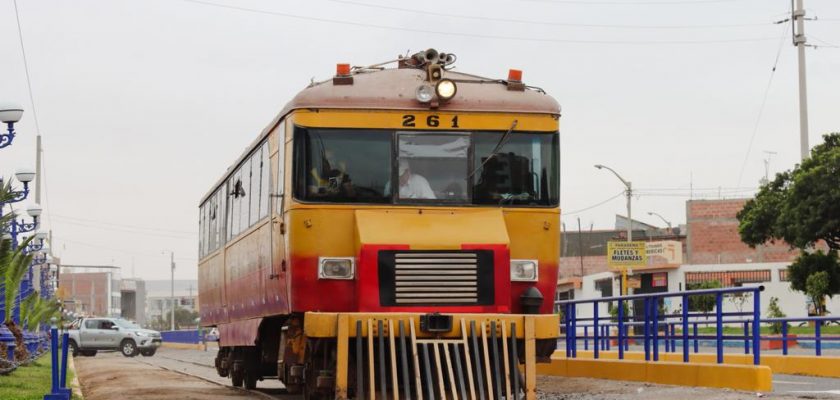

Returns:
793,0,810,160
170,252,176,331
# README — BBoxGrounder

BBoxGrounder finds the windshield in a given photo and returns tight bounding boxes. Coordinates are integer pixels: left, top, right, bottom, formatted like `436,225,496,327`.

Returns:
294,127,558,206
113,319,141,329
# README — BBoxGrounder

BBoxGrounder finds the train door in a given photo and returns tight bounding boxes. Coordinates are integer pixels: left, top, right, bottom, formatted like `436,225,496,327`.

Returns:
267,120,290,313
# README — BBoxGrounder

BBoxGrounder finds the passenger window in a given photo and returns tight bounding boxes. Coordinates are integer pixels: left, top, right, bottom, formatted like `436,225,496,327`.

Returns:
85,319,98,329
239,162,251,230
259,142,270,218
249,149,261,226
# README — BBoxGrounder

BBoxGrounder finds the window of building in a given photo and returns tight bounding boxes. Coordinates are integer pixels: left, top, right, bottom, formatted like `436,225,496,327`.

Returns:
685,270,771,288
779,269,789,282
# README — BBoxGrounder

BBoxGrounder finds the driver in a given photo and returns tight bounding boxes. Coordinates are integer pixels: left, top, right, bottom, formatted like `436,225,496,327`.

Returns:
398,160,435,199
309,149,355,197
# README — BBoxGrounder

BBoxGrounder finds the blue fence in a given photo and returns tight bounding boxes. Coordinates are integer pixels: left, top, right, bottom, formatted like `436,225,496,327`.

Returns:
160,329,200,344
556,286,840,366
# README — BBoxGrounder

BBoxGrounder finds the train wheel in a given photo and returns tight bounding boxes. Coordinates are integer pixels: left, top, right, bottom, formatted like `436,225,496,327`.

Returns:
231,370,244,388
303,339,336,400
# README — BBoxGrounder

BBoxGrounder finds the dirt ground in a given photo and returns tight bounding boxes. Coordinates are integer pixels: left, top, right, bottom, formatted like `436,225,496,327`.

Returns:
74,348,836,400
74,352,252,400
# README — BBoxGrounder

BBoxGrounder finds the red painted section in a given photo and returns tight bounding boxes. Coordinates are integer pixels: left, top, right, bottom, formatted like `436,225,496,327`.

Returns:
462,243,512,313
289,254,356,312
218,317,262,347
357,244,409,311
509,261,559,314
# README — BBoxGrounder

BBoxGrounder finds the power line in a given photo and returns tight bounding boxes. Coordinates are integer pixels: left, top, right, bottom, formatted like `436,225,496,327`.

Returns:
53,235,197,262
12,0,41,136
736,21,789,187
326,0,772,30
50,218,196,240
519,0,740,4
182,0,780,45
564,191,625,215
50,213,197,235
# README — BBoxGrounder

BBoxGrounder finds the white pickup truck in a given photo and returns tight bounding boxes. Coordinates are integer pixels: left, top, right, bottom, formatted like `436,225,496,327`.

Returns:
67,317,162,357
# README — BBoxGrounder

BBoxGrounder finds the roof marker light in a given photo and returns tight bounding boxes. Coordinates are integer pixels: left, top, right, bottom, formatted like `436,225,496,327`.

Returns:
508,69,523,82
336,63,351,76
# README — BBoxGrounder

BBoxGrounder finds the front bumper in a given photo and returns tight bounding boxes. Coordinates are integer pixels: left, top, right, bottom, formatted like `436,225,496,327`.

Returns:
136,337,162,349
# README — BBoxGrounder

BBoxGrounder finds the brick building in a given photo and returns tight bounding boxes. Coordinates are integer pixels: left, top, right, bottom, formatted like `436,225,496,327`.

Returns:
685,199,798,264
57,267,122,317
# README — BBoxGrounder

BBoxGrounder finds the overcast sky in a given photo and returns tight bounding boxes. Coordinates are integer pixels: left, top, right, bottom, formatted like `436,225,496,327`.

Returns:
1,0,838,280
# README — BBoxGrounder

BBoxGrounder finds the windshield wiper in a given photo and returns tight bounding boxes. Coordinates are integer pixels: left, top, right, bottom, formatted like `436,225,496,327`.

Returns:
467,119,518,179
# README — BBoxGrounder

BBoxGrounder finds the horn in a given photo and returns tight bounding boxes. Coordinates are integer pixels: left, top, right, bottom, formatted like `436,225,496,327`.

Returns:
423,48,439,64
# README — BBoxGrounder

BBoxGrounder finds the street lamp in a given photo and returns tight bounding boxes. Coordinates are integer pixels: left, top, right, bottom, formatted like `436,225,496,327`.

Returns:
0,168,36,211
647,211,672,231
594,164,633,241
595,164,634,296
3,203,41,248
0,102,24,149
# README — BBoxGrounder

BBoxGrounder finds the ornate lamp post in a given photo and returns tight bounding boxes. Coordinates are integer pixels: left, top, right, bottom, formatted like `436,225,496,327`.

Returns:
0,168,36,211
0,102,24,149
3,204,42,248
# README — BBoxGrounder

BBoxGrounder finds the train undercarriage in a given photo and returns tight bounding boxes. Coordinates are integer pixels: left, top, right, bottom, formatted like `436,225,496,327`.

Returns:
213,312,558,399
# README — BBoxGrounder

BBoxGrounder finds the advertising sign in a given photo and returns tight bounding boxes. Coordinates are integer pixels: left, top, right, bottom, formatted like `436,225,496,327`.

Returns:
607,241,648,267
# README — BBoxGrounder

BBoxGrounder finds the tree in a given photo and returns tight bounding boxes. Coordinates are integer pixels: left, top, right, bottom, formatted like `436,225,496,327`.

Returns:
0,236,35,361
766,297,788,335
687,280,721,314
806,271,831,316
738,133,840,314
738,133,840,251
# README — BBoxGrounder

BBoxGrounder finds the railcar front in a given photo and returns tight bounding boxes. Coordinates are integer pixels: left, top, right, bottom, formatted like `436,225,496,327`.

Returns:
199,49,561,400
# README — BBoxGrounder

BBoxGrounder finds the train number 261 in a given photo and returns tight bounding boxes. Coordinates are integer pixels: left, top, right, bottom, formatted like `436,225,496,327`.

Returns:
402,115,460,128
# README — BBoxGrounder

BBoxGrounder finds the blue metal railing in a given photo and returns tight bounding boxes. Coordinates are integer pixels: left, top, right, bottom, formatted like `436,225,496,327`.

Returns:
556,286,840,366
556,286,764,365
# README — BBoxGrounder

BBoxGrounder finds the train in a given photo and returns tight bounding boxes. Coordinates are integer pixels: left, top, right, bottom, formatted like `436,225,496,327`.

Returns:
197,49,561,399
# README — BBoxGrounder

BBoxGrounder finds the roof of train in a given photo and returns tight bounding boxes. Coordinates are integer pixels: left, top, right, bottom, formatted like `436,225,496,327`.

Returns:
278,67,561,116
200,66,560,204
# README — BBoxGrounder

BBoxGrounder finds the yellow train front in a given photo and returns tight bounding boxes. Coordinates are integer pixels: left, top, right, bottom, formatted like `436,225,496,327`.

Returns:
198,49,560,399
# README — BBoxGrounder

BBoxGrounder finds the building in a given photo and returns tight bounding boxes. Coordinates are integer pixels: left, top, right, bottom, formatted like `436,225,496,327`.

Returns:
120,278,147,326
57,266,122,317
144,279,199,328
558,199,839,319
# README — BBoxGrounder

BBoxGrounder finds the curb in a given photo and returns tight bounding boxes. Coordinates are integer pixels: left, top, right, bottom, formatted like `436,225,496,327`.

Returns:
538,353,772,392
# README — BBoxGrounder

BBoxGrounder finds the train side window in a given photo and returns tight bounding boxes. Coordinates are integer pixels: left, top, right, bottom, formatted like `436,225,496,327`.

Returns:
216,186,226,246
239,162,251,231
276,121,285,198
249,148,261,226
259,142,270,218
198,202,205,258
229,170,243,237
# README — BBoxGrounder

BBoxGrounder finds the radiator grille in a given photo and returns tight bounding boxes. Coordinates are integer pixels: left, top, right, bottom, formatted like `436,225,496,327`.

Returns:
378,250,494,306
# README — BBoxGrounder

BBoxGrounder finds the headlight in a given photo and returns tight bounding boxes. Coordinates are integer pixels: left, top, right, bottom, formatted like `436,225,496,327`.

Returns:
435,79,457,101
510,260,538,282
318,257,355,280
415,84,434,103
135,331,149,337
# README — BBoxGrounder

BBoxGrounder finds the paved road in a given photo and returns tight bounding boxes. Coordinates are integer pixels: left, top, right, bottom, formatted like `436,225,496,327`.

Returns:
73,347,840,399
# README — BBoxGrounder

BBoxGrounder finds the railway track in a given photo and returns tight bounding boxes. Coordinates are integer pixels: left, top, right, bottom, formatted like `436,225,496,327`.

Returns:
134,352,292,399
